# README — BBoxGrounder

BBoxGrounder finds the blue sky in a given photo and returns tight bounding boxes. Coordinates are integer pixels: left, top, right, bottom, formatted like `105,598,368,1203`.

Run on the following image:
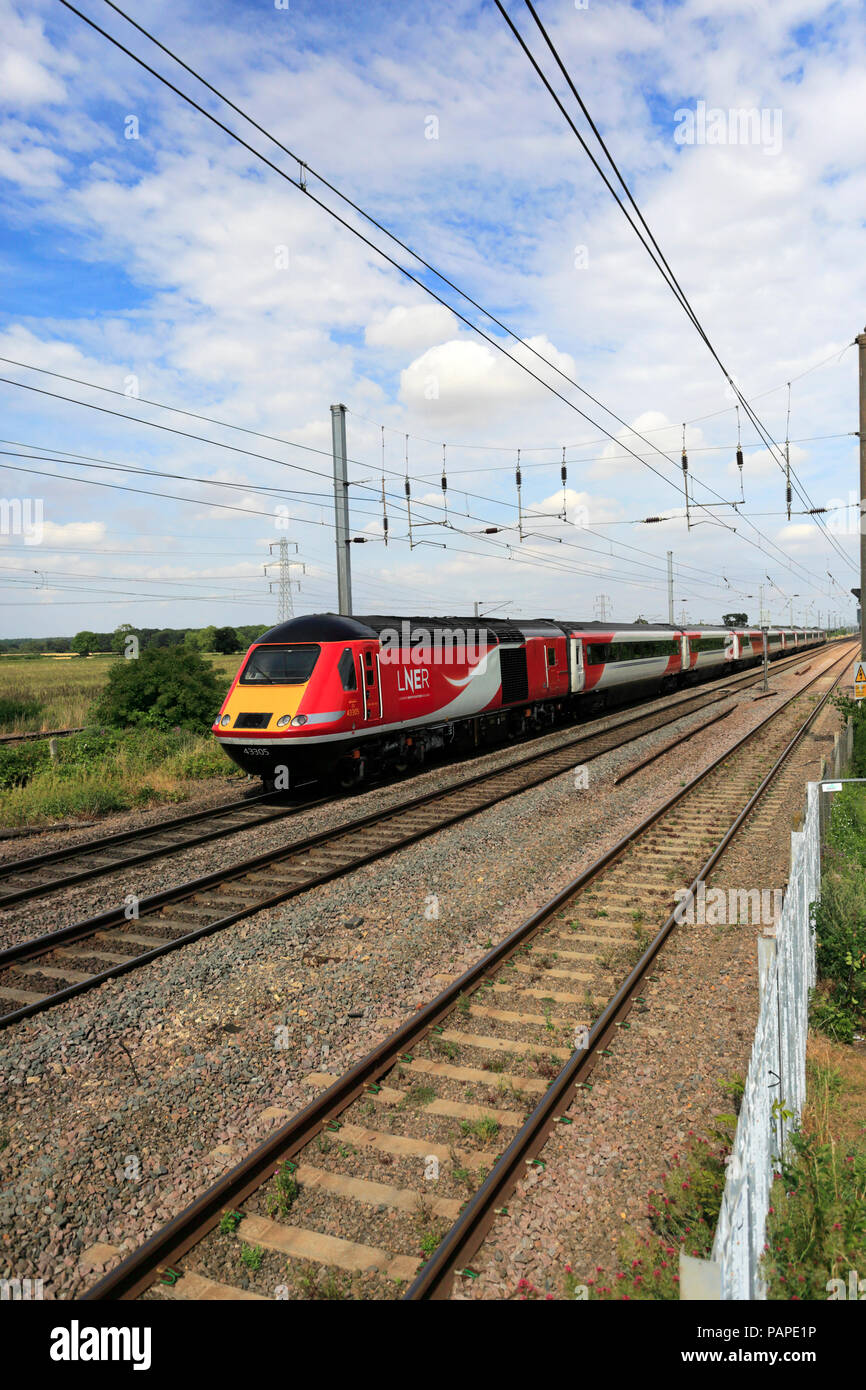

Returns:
0,0,864,637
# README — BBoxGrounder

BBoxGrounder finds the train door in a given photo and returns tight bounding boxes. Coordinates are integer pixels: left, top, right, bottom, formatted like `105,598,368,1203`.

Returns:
568,637,584,693
361,643,382,722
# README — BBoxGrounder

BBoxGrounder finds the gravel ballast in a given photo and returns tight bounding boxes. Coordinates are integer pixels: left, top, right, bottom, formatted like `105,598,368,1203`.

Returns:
0,651,849,1297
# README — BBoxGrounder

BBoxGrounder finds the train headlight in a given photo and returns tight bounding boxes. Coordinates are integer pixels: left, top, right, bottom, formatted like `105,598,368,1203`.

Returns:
219,715,231,727
290,714,308,727
275,714,293,727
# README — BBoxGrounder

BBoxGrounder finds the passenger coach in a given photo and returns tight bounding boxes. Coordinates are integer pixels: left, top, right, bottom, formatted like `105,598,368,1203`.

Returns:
213,614,826,788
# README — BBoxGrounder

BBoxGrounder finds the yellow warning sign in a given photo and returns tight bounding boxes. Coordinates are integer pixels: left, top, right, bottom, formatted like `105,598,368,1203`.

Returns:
855,662,866,700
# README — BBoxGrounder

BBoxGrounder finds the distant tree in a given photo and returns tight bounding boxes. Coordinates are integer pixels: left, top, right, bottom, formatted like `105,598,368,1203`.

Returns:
237,623,269,646
195,625,218,653
633,616,649,625
90,647,225,731
71,630,98,656
213,626,240,654
722,612,748,626
111,623,138,654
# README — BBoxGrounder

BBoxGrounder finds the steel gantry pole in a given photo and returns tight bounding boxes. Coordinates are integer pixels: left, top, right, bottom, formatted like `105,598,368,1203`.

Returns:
858,328,866,659
330,402,353,616
667,550,674,625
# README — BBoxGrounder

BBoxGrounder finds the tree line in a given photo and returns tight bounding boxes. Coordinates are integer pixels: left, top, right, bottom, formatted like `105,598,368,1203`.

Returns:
0,624,270,656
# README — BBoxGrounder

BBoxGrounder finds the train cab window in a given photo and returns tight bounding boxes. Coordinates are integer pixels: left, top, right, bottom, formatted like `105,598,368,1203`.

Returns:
240,644,320,684
364,650,375,686
338,647,358,692
547,646,557,667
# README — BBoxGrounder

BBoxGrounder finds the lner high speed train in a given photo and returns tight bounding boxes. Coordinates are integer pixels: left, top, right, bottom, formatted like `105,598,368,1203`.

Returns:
213,614,826,788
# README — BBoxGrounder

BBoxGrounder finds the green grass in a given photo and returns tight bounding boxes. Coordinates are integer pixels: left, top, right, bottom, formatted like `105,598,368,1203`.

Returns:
762,1046,866,1299
265,1163,300,1219
0,694,44,728
810,784,866,1043
0,657,110,731
460,1114,500,1143
0,725,242,826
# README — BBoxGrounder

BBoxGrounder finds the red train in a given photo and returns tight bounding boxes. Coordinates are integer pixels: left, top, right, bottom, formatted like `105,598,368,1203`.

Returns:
213,614,826,788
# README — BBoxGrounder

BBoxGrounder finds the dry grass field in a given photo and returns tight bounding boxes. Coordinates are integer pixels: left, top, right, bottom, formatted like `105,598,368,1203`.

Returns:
0,652,239,733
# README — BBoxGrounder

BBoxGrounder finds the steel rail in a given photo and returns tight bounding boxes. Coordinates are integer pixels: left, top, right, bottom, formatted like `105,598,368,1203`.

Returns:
83,642,854,1301
405,649,852,1297
0,790,310,910
0,650,826,1028
0,642,827,907
612,702,738,784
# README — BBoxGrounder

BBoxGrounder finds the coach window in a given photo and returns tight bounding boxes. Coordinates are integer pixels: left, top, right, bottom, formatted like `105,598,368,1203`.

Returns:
338,647,358,692
547,646,556,666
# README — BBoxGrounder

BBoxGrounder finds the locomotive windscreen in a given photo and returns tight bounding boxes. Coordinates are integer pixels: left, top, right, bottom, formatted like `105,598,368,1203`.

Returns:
240,644,321,684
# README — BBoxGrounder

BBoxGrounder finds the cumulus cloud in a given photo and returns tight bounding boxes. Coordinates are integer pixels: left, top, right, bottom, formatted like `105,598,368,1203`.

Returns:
366,303,458,353
399,335,578,423
0,0,861,633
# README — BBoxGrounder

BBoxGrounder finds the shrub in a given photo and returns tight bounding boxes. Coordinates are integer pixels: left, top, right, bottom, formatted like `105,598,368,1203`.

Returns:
764,1132,866,1299
809,786,866,1043
90,647,226,732
0,694,44,729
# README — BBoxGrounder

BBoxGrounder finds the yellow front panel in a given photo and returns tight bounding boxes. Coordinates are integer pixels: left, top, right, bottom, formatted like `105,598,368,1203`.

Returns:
225,683,306,728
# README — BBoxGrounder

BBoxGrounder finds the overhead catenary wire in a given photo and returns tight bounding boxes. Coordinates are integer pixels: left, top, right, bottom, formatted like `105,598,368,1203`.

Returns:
52,0,839,587
3,354,843,596
499,0,856,574
0,452,739,602
8,1,845,619
6,360,805,594
1,414,838,607
0,370,841,605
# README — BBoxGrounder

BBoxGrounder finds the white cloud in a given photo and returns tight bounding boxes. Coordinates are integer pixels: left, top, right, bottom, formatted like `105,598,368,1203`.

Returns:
399,335,578,423
366,303,458,352
0,50,64,107
0,0,860,634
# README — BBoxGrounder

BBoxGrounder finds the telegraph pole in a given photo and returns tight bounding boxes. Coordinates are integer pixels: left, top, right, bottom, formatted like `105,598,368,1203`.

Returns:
667,551,674,625
331,402,352,616
858,327,866,658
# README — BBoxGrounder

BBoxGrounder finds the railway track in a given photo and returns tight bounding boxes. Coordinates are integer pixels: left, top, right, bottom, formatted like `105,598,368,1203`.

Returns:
82,640,855,1302
0,647,835,1028
0,789,308,911
0,725,84,744
0,643,825,919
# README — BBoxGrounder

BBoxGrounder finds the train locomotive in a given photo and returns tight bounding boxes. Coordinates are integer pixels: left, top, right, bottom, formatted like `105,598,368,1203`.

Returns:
212,613,826,789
